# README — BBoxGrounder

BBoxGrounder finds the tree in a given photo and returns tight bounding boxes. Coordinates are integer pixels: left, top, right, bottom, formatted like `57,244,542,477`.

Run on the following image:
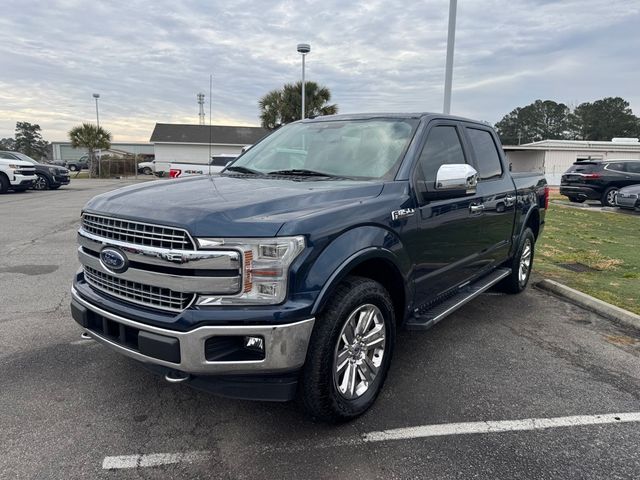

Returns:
259,81,338,129
0,137,16,151
68,123,112,177
570,97,639,140
495,100,570,145
14,122,49,159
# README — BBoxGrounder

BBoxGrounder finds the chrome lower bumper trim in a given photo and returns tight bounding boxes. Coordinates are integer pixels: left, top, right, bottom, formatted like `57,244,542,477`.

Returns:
71,287,315,375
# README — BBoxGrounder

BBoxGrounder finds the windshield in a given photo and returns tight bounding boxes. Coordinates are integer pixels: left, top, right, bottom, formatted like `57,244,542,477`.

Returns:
226,118,419,179
14,152,39,164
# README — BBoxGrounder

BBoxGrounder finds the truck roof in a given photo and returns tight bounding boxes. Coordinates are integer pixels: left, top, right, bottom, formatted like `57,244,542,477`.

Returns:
301,112,491,127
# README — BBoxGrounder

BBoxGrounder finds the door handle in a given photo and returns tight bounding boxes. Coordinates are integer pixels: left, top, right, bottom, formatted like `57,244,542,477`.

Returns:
470,203,485,213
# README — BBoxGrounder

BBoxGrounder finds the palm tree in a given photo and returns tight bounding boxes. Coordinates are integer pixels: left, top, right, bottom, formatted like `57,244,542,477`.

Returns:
259,81,338,130
68,123,112,177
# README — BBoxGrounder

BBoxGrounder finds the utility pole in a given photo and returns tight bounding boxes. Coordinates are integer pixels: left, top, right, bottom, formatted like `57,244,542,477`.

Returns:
443,0,457,115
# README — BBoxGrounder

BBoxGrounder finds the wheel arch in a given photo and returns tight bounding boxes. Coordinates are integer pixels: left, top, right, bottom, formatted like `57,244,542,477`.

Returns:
310,245,410,325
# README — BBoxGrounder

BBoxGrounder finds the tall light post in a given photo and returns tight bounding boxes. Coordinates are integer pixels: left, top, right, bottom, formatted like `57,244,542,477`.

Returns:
93,93,101,177
443,0,457,114
297,43,310,120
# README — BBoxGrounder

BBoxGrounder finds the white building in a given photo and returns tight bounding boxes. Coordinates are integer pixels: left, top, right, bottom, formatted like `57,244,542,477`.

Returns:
504,138,640,185
150,123,268,165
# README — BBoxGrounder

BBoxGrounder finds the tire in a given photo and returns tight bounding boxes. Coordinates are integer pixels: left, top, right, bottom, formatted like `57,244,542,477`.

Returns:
601,187,618,207
0,174,8,194
142,167,152,175
69,165,78,172
498,228,535,294
568,196,585,203
300,276,396,422
32,173,50,190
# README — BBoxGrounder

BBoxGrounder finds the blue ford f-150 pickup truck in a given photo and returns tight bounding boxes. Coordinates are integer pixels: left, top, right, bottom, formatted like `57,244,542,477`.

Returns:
71,113,547,421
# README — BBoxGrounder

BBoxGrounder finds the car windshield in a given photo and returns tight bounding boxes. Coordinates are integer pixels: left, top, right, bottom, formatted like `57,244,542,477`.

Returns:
14,152,40,164
226,118,419,179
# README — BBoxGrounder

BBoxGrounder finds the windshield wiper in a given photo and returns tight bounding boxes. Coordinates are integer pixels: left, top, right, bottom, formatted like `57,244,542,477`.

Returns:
268,169,336,177
224,165,263,175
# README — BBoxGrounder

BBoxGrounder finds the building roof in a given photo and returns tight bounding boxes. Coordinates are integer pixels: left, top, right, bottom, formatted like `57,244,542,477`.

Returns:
150,123,268,145
504,139,640,152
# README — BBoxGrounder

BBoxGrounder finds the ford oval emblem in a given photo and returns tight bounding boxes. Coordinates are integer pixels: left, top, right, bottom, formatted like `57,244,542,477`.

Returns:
100,247,128,274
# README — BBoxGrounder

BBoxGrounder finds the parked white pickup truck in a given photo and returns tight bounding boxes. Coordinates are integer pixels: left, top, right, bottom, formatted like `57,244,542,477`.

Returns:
0,156,37,193
168,155,237,179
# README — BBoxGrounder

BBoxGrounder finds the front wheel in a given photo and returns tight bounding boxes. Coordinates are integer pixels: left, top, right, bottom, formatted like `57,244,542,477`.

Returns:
300,276,395,422
32,173,50,190
498,228,535,294
68,165,78,172
142,167,153,175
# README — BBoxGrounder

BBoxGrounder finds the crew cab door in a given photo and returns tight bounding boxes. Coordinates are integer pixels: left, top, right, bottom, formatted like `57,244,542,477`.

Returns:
461,124,517,268
409,122,486,304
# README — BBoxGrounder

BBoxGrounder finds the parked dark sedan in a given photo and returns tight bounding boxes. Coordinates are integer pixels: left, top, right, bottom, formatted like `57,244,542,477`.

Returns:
0,151,70,190
559,159,640,206
615,184,640,211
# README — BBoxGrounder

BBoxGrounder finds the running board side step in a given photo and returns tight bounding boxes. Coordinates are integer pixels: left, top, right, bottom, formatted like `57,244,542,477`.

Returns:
405,268,511,331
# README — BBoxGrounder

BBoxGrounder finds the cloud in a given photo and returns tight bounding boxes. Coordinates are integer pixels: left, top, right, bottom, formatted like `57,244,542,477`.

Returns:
0,0,638,141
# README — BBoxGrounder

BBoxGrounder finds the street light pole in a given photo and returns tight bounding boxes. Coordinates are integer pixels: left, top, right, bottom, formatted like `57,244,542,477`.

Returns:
443,0,457,115
297,43,311,120
93,93,101,177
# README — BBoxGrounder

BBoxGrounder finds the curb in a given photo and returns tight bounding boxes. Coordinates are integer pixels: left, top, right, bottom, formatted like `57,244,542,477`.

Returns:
535,279,640,331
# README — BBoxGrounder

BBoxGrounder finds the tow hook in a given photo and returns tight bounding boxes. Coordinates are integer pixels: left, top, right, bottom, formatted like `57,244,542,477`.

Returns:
164,370,190,383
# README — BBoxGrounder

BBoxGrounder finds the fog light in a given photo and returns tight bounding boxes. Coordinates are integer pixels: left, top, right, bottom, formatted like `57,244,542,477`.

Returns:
243,336,264,353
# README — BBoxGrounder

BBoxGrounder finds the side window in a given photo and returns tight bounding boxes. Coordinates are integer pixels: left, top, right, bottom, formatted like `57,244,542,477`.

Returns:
605,162,626,172
467,128,503,180
416,125,466,187
626,162,640,174
0,152,16,159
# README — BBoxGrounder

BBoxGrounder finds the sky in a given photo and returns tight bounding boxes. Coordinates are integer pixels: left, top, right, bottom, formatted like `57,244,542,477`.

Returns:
1,0,639,142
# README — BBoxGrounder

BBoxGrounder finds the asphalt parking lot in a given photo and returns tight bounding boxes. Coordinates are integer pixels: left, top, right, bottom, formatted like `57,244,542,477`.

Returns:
1,180,639,479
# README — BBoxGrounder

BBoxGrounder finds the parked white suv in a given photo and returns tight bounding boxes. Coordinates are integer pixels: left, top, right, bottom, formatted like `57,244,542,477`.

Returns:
0,157,37,193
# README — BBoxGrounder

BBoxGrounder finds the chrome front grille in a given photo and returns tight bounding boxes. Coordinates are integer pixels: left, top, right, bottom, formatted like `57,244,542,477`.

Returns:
84,266,194,311
82,213,194,250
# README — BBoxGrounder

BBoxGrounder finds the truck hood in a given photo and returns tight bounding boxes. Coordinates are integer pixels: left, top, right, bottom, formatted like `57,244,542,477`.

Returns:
84,175,384,237
0,159,33,167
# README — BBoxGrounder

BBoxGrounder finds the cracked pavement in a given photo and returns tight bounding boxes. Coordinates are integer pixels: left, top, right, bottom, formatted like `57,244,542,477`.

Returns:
1,180,639,479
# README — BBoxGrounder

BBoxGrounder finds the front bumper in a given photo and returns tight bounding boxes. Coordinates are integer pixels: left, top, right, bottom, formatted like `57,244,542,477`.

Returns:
615,194,639,209
11,174,36,187
71,286,315,376
53,174,70,185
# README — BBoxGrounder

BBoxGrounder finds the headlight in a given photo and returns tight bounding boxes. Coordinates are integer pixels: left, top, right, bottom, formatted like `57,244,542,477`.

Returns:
196,236,305,305
8,164,18,169
48,167,57,173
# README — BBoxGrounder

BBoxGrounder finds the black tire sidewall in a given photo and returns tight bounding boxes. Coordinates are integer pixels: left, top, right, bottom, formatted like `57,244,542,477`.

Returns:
35,174,50,190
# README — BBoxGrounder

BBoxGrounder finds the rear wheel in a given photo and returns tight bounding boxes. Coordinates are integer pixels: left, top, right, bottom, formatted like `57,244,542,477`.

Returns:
69,164,78,172
300,276,395,422
498,228,535,294
601,187,618,207
568,196,585,203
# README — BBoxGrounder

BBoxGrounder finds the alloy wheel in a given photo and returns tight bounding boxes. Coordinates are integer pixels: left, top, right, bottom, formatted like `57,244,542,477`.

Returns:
519,239,532,285
333,304,386,400
33,175,48,190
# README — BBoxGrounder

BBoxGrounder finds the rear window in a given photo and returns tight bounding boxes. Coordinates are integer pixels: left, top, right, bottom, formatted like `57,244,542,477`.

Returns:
566,163,599,173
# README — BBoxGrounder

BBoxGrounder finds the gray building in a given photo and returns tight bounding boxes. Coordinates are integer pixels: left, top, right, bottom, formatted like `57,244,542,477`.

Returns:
51,142,154,162
504,138,640,185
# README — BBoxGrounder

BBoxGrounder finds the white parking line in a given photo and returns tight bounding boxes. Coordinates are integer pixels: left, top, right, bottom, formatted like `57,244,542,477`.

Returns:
102,451,208,470
101,412,640,469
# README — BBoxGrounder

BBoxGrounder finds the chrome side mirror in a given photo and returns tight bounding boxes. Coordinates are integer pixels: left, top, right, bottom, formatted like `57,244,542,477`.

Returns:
435,164,478,194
